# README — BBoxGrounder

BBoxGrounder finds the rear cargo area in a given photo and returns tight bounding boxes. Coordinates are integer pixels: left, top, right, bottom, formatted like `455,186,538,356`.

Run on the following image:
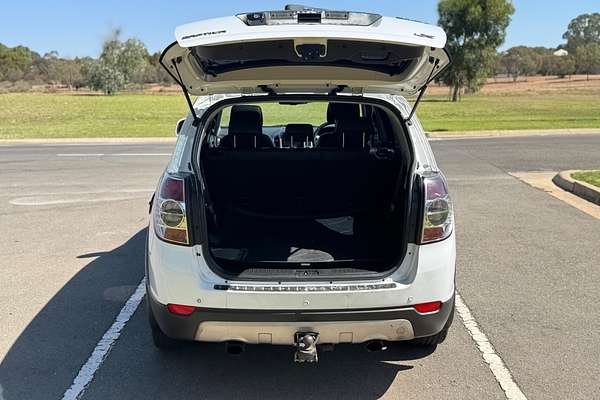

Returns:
211,214,392,264
199,100,411,279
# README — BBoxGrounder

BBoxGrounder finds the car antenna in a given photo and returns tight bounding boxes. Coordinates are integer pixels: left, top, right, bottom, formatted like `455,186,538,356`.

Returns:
404,58,440,123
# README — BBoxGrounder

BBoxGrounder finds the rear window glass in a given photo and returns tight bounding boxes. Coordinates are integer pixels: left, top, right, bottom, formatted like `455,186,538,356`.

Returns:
220,102,327,127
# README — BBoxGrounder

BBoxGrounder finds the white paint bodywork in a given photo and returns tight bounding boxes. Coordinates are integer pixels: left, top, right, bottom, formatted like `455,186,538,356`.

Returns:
162,15,450,96
147,94,455,335
150,11,454,342
148,229,455,311
175,16,446,48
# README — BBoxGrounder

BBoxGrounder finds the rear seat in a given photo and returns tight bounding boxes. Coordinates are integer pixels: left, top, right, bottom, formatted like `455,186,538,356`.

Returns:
275,124,315,148
203,148,398,219
219,105,273,149
317,102,373,150
205,101,398,219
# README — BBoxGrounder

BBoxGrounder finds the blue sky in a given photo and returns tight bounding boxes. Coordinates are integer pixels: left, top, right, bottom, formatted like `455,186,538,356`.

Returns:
1,1,598,57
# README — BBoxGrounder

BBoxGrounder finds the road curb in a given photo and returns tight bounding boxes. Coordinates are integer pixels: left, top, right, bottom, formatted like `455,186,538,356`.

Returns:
553,170,600,206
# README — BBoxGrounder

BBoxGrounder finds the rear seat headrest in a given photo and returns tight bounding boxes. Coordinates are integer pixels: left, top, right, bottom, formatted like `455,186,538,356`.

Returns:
229,105,263,135
280,124,315,148
283,124,314,140
326,102,361,124
336,117,371,133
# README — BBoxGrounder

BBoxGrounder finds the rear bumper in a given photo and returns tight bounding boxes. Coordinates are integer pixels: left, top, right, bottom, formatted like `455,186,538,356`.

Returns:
148,288,454,345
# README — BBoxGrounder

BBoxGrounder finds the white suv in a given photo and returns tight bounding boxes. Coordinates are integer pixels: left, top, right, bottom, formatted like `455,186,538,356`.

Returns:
147,6,455,362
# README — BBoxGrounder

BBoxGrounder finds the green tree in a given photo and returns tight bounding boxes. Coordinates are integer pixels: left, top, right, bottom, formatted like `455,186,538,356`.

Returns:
87,31,150,94
543,55,576,78
0,44,38,81
147,51,174,84
438,0,515,101
573,43,600,80
52,59,85,88
501,46,540,82
490,51,504,81
563,13,600,52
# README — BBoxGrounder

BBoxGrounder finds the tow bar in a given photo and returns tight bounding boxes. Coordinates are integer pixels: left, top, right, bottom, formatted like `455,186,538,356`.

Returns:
294,332,319,363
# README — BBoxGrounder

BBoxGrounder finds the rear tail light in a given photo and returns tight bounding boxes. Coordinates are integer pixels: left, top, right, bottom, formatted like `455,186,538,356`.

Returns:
153,175,189,245
414,301,442,314
420,172,453,244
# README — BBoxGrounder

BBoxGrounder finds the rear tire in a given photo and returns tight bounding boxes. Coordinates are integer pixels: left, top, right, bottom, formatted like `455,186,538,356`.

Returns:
412,301,455,347
148,305,183,350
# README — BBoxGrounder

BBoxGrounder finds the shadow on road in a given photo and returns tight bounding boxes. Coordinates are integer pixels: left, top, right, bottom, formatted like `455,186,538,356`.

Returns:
117,338,436,400
0,228,437,400
0,229,147,400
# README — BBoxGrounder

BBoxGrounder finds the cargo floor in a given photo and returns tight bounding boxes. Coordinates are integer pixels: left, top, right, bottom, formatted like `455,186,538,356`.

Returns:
208,214,397,272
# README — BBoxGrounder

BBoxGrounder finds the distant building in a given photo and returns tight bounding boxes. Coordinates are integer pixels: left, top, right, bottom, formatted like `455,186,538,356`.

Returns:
553,49,569,57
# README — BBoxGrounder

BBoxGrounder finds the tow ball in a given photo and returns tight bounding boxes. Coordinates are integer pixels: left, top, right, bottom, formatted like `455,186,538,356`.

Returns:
294,332,319,363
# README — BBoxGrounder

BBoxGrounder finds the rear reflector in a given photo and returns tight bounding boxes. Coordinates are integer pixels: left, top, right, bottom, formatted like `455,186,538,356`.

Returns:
414,301,441,314
167,304,196,316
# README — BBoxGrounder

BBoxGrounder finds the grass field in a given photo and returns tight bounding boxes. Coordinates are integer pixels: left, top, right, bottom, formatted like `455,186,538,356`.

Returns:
572,171,600,188
0,94,188,139
1,89,600,139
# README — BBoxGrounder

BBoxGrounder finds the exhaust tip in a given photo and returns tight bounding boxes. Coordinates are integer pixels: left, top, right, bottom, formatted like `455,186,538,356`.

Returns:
365,340,388,352
225,341,245,355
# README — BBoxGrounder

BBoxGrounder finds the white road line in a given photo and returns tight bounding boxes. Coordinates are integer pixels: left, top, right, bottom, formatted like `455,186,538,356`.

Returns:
6,188,153,197
61,278,146,400
0,141,173,148
57,153,105,157
455,293,528,400
10,195,150,206
56,153,170,157
112,153,171,156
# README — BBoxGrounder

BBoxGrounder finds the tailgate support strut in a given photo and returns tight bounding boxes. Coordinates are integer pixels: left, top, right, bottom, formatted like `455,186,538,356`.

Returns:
404,58,440,123
405,85,427,123
171,58,200,125
159,54,200,126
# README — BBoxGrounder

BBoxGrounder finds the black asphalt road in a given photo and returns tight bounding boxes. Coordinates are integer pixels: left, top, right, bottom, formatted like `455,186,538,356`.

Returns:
0,134,599,400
